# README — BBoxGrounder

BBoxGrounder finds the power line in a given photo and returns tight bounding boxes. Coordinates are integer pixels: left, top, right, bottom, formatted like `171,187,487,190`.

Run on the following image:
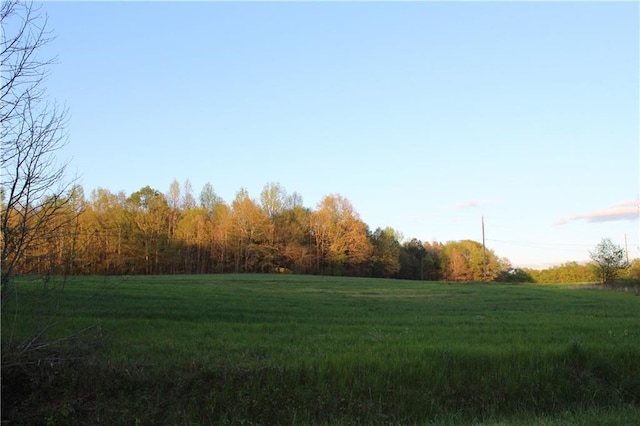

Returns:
487,239,595,248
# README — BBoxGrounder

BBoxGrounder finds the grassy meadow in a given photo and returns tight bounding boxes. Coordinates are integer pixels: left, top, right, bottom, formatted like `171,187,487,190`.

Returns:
2,274,640,425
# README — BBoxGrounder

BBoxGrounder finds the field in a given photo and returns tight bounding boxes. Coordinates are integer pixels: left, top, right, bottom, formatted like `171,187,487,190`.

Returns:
2,274,640,425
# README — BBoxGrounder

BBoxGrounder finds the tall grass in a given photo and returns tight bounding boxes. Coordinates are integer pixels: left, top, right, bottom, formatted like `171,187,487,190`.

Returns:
2,274,639,424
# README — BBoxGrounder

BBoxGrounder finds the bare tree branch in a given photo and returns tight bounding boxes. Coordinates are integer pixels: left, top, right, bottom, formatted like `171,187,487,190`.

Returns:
1,0,73,302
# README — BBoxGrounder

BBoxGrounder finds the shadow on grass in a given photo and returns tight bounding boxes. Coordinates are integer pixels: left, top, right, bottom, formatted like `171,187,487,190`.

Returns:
3,343,639,425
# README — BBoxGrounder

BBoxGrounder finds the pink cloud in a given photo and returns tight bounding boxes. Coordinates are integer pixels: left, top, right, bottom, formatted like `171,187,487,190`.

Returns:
554,200,639,226
454,200,478,209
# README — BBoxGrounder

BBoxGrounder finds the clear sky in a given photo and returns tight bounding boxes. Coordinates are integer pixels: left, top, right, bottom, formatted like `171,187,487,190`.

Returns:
35,1,639,269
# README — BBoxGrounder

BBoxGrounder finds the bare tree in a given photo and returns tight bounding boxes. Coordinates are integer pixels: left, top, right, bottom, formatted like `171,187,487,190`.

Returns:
1,0,73,303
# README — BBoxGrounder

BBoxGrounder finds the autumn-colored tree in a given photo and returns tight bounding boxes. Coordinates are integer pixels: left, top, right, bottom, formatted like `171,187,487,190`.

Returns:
444,246,471,282
259,184,309,269
228,188,273,272
84,188,130,274
18,186,84,277
176,206,210,273
196,182,228,272
163,179,198,273
286,205,315,273
164,179,183,273
2,173,527,282
442,240,499,282
312,195,372,275
210,202,231,273
127,186,170,274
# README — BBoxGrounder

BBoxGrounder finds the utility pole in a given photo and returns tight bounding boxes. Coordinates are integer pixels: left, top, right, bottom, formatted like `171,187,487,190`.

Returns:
624,233,629,264
481,216,487,282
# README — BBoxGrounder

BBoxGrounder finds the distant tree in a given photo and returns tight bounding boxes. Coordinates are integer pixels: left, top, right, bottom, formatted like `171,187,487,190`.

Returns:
273,204,313,274
441,240,499,282
498,257,513,274
127,186,170,274
182,179,196,210
496,267,535,283
445,247,471,282
167,179,182,212
589,238,629,284
423,242,444,280
260,182,287,219
176,207,210,273
229,188,273,272
557,261,594,283
625,258,640,281
311,195,372,275
284,191,304,210
210,201,231,273
199,182,224,215
369,227,401,278
165,180,182,271
87,188,129,274
495,257,534,282
398,238,426,280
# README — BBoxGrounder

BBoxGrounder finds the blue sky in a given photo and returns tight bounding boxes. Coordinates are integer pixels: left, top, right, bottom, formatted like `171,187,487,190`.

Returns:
36,1,638,268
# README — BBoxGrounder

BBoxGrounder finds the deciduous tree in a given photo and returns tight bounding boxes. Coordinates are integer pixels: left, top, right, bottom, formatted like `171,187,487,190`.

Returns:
86,187,129,274
370,227,401,278
277,205,314,274
1,0,73,302
229,188,273,272
260,182,287,219
442,240,499,282
589,238,628,284
199,182,224,215
398,238,425,280
176,206,210,273
127,186,170,274
312,195,372,275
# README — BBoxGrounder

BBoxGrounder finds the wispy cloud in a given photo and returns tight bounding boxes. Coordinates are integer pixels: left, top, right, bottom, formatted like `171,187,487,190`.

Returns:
554,200,639,226
454,200,478,209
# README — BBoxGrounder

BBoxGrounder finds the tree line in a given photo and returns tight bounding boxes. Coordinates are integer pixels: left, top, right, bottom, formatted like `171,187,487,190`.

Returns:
5,179,516,281
6,177,639,284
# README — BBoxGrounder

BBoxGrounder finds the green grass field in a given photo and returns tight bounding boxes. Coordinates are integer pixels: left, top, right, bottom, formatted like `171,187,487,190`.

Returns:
2,274,640,425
